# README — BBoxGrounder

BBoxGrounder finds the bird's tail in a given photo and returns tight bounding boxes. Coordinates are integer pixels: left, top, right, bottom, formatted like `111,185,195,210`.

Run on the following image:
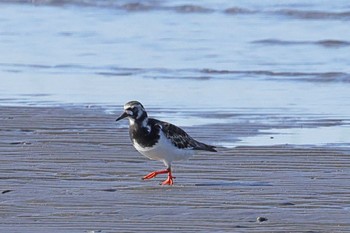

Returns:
193,141,217,152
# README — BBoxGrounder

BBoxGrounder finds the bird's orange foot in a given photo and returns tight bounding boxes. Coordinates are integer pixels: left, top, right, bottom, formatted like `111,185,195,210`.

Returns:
160,171,175,185
142,169,168,180
142,171,157,180
161,176,174,185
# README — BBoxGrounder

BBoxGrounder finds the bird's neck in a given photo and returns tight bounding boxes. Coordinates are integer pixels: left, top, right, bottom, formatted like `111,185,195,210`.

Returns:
129,115,150,131
139,117,149,129
129,117,151,140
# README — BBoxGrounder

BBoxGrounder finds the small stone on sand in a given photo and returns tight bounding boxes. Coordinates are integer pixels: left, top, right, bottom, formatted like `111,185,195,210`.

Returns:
257,216,268,223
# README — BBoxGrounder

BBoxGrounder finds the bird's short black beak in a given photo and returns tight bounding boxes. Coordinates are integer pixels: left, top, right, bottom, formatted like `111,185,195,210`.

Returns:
116,112,128,121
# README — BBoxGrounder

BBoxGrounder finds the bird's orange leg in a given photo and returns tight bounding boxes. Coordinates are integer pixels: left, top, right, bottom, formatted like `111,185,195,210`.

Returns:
142,169,169,180
142,168,175,185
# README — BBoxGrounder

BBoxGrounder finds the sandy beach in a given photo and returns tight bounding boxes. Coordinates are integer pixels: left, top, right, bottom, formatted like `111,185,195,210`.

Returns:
0,106,349,233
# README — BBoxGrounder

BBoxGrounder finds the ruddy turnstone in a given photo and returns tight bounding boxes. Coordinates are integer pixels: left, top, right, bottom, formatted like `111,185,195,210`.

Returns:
116,101,216,185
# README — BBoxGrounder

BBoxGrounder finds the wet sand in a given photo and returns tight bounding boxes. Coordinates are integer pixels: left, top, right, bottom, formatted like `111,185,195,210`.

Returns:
0,106,349,233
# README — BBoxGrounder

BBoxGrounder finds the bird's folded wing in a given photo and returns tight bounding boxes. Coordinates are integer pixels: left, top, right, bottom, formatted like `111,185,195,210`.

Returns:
156,121,197,149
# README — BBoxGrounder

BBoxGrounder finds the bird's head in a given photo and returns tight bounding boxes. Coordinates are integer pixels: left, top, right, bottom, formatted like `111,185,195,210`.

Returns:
116,101,148,123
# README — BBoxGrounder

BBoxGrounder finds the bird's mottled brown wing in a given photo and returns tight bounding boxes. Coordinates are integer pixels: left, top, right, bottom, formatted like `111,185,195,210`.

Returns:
154,120,216,152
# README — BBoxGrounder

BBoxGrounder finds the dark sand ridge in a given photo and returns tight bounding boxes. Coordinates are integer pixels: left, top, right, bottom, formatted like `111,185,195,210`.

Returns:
0,106,349,232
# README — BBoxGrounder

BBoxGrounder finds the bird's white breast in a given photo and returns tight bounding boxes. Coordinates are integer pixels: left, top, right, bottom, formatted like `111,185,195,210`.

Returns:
133,130,194,164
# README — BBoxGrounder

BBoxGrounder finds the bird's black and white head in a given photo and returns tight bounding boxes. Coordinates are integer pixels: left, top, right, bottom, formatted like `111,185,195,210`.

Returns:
116,101,148,125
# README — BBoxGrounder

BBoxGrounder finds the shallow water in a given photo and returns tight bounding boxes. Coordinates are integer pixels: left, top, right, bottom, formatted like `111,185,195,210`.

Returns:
0,0,350,146
237,124,350,147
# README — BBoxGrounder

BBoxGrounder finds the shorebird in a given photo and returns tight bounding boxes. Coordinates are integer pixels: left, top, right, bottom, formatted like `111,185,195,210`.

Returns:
116,101,216,185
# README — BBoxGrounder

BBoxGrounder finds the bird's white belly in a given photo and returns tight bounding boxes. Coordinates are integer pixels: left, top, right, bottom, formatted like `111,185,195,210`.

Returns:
133,132,194,163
